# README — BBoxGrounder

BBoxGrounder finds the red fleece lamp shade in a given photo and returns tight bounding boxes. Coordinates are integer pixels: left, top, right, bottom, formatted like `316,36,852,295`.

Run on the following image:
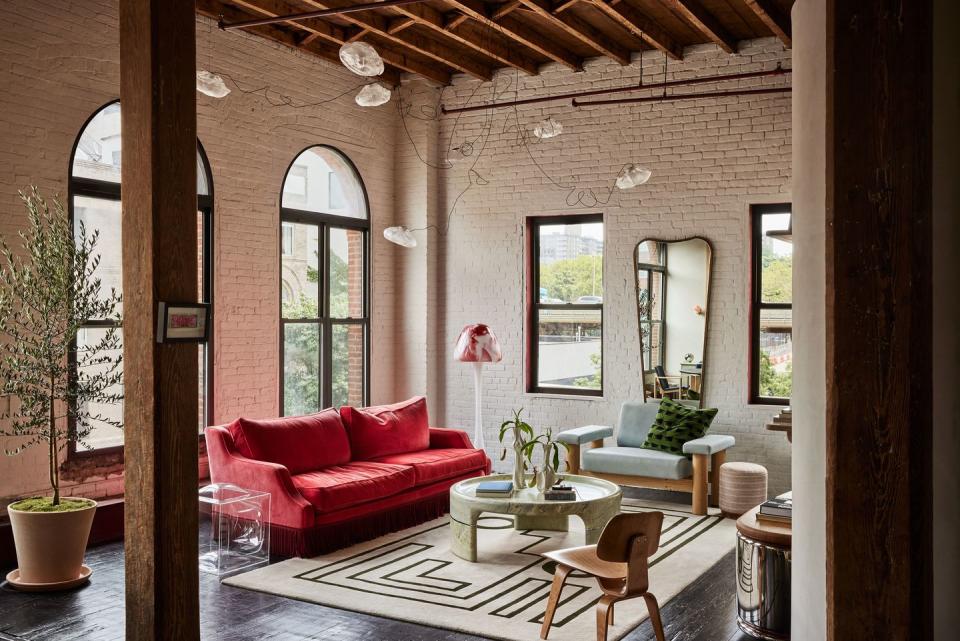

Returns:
454,324,501,452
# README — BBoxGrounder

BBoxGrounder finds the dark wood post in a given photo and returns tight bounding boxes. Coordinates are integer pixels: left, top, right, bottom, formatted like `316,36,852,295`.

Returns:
825,1,933,639
120,0,200,638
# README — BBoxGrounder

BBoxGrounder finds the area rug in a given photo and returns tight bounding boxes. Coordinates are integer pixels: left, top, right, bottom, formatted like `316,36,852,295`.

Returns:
224,498,735,641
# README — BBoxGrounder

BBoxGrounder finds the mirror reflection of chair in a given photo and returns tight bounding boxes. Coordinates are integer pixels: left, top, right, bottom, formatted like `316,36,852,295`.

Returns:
540,511,667,641
652,365,686,400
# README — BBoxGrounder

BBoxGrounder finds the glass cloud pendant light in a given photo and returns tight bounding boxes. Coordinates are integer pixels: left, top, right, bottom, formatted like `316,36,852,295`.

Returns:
196,71,230,98
355,83,391,107
383,226,417,247
533,117,563,139
616,163,653,189
339,42,385,77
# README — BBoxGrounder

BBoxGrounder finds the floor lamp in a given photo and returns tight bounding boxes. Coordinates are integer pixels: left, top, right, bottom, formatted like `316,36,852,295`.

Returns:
454,324,502,452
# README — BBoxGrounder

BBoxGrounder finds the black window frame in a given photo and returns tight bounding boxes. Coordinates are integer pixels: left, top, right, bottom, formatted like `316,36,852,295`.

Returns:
67,100,215,458
749,203,793,405
528,213,604,397
279,145,371,414
635,241,667,375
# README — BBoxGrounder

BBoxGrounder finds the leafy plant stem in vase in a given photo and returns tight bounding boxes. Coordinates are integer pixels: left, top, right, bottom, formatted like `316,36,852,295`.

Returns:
523,429,564,494
499,409,534,490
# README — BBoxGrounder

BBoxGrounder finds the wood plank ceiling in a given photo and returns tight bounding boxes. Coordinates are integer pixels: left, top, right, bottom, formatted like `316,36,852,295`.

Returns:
197,0,795,86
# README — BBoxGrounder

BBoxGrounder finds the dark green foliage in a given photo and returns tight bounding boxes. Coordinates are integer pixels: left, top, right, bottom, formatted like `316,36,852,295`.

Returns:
0,188,123,504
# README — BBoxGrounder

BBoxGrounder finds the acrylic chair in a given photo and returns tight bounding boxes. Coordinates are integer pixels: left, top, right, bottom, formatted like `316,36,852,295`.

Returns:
539,511,666,641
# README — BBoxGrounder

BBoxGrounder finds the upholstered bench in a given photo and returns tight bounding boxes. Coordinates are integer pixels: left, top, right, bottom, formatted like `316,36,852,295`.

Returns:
558,401,735,515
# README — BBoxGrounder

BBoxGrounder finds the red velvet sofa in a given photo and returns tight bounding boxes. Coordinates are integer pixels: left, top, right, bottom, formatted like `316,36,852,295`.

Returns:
205,396,490,557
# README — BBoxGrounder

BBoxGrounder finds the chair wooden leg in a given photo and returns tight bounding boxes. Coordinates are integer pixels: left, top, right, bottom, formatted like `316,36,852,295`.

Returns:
564,443,581,475
710,450,726,508
540,564,572,639
643,593,666,641
607,601,614,626
596,595,616,641
692,453,708,515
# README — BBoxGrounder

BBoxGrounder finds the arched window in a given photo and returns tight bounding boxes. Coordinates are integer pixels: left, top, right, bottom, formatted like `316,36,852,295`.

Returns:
280,146,369,415
70,100,214,452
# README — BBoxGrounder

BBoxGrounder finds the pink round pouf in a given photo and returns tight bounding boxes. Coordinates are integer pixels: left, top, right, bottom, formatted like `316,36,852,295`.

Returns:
719,462,768,518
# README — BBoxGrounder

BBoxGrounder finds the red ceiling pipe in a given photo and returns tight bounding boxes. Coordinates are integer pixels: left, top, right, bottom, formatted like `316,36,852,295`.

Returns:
573,85,792,107
439,67,790,115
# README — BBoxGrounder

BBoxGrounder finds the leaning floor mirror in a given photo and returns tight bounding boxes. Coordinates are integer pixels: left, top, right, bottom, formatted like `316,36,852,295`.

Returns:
634,237,713,407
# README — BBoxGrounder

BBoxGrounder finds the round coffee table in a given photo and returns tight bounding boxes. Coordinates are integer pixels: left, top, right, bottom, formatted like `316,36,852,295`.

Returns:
449,474,622,562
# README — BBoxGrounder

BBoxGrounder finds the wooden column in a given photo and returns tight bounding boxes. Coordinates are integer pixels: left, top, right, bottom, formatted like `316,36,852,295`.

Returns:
120,0,200,639
825,1,932,639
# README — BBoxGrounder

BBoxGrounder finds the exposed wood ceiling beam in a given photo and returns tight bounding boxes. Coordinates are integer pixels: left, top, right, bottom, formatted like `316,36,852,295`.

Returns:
221,0,440,82
394,3,540,74
491,0,523,20
518,0,631,65
297,0,495,81
197,0,404,85
590,0,683,59
667,0,737,53
387,17,416,34
553,0,581,12
742,0,791,47
445,0,584,71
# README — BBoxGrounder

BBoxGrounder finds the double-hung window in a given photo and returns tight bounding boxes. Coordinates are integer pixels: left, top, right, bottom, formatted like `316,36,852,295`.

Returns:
750,204,793,404
528,214,604,396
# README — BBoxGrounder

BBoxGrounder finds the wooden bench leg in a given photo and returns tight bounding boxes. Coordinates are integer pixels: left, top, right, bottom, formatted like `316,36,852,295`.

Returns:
709,450,726,508
564,443,581,474
692,454,708,515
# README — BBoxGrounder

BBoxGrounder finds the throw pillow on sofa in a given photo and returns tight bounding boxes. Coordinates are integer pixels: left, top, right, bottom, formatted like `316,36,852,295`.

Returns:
229,408,351,474
340,396,430,460
640,398,718,456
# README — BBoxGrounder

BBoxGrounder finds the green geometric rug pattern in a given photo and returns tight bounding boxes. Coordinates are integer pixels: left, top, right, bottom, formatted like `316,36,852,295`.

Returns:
224,498,735,641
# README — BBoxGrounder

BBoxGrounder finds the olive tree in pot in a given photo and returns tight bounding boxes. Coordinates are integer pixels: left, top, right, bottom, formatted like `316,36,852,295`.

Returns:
0,188,122,588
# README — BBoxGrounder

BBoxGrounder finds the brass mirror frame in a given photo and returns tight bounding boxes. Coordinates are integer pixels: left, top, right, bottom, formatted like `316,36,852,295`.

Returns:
634,236,714,407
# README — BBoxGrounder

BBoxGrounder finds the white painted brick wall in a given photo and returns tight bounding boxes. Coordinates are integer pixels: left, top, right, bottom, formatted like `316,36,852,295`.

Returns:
0,1,400,500
426,40,794,495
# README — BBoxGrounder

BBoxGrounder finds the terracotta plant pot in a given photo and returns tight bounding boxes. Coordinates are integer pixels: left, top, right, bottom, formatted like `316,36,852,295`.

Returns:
8,498,97,585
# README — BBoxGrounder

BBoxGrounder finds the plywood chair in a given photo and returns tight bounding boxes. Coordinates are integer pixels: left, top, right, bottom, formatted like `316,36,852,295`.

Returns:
540,511,666,641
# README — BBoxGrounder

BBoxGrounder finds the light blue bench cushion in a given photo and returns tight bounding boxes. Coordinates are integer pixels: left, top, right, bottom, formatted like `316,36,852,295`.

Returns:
616,401,661,448
556,425,614,446
582,446,693,480
683,434,735,455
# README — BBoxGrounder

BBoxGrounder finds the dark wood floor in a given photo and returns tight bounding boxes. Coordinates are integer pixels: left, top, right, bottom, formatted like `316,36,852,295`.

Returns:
0,491,752,641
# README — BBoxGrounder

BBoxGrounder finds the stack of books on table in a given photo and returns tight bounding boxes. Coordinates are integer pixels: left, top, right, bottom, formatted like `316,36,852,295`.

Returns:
756,496,792,526
475,480,513,498
544,484,577,501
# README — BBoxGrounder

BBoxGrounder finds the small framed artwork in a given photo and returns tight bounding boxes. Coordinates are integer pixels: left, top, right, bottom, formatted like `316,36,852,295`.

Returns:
156,302,211,344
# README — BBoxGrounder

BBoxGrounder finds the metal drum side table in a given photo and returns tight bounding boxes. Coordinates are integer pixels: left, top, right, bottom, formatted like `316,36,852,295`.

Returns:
735,502,791,640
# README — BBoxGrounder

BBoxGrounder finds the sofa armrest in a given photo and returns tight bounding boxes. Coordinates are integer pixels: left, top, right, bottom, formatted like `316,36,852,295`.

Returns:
205,426,314,529
557,425,614,446
683,434,736,456
429,427,474,449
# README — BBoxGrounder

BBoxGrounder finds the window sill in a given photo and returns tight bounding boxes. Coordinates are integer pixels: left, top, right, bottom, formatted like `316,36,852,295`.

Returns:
524,391,605,402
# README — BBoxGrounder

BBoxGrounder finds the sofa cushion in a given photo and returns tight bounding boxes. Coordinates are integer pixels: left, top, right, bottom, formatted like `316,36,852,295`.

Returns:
616,401,661,448
291,461,416,512
582,446,693,480
228,409,350,475
340,396,430,460
372,448,488,486
641,398,718,456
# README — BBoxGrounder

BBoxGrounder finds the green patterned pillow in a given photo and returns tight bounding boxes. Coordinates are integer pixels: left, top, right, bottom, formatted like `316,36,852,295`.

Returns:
640,398,718,456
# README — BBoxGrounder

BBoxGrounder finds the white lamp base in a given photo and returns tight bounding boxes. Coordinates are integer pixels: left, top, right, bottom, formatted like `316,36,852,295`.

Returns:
472,362,485,451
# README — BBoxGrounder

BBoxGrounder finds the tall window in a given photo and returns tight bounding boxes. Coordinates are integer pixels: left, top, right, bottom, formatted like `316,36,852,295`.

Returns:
750,204,793,404
280,145,369,415
636,240,666,373
528,215,604,396
69,101,214,452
